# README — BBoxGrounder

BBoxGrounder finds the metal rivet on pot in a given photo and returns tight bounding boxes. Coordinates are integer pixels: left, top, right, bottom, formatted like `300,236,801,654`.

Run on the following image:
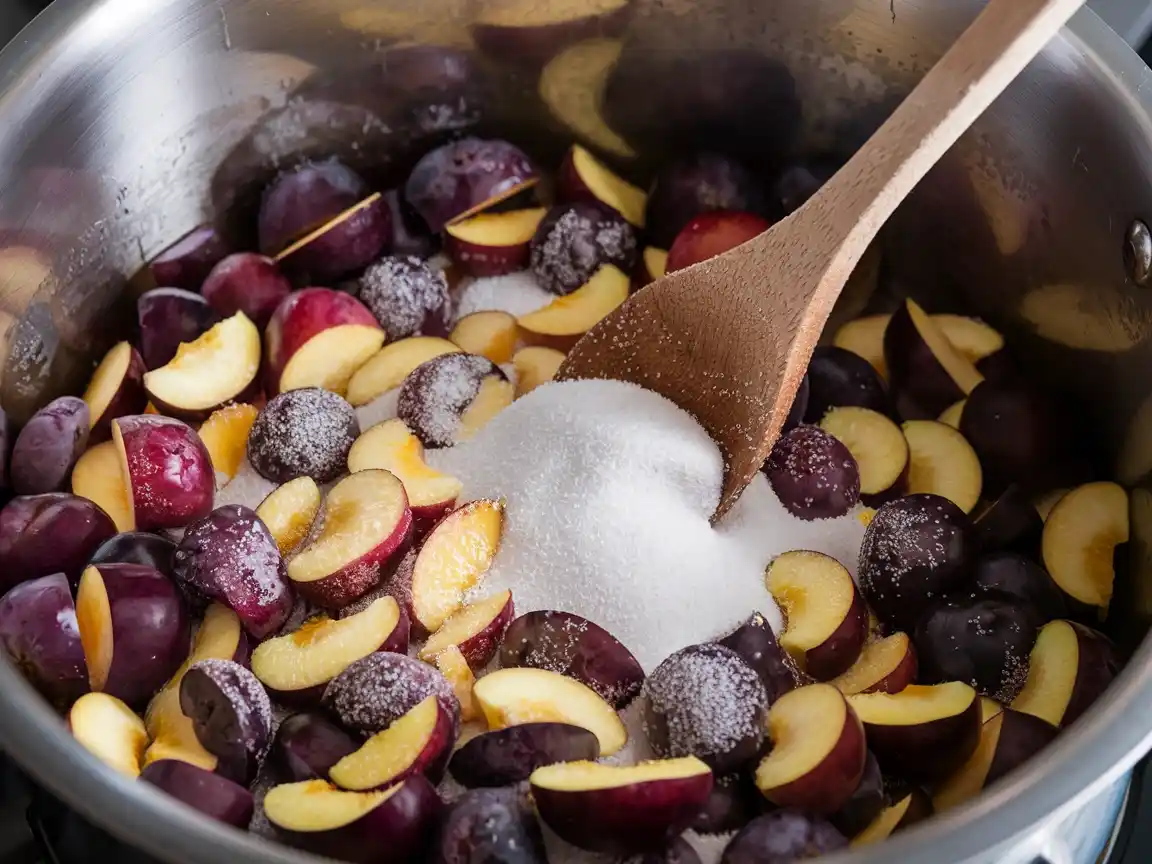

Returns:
1125,220,1152,285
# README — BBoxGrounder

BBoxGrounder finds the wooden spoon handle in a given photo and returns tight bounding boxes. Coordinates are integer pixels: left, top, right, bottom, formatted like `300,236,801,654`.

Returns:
801,0,1085,268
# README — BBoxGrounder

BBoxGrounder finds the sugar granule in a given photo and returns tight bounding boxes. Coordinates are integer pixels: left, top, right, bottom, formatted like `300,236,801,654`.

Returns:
454,271,554,319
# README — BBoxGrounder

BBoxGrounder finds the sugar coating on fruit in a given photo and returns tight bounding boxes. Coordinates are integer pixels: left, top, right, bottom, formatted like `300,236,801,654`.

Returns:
184,658,273,762
322,651,460,734
356,255,451,342
398,353,502,448
247,388,359,484
530,203,637,296
428,380,867,671
455,271,554,319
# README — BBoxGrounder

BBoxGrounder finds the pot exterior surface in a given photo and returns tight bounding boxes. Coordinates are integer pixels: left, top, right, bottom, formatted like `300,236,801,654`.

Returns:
0,1,1151,863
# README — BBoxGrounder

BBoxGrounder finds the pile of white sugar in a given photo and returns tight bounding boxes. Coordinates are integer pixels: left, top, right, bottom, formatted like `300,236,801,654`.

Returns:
427,378,867,671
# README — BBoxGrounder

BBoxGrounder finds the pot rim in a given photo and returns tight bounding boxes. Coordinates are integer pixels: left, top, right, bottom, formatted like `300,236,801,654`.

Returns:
0,2,1150,863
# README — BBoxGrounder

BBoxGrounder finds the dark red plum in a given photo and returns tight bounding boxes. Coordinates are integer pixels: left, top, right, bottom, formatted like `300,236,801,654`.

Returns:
529,201,637,296
199,253,291,329
985,710,1059,786
405,138,538,232
398,354,506,449
721,810,847,864
0,494,116,590
829,751,884,838
180,658,272,785
718,612,805,702
89,532,178,580
384,189,438,258
691,774,758,835
355,255,451,341
77,562,190,708
642,643,768,773
498,609,645,709
278,193,392,284
140,759,255,828
858,494,974,631
0,572,89,710
270,712,360,782
136,288,221,370
431,786,545,864
627,837,702,864
174,505,293,639
645,153,769,247
247,388,359,484
973,552,1066,622
258,158,370,256
665,210,771,273
764,425,860,521
448,723,600,788
804,346,890,423
323,651,460,735
10,396,89,495
149,225,231,292
914,596,1039,702
959,381,1066,494
973,485,1044,557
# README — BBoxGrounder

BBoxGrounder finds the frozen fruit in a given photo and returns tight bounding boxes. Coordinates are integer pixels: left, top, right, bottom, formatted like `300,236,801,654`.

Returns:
347,419,462,523
933,708,1057,812
419,589,513,668
833,315,889,381
884,299,984,420
499,609,644,709
858,494,973,631
405,137,539,232
68,691,149,777
473,667,626,755
143,313,261,420
646,153,768,248
1011,619,1120,727
721,810,847,864
754,683,867,814
642,643,768,773
558,144,646,226
251,596,408,704
0,572,89,709
691,773,758,835
258,158,371,256
397,353,510,449
818,406,908,507
288,470,413,610
803,346,890,423
850,790,932,847
356,256,452,342
973,485,1044,558
665,210,771,273
136,288,221,371
444,209,547,278
972,552,1065,622
90,532,178,580
830,633,917,696
83,342,147,442
264,288,385,397
346,336,461,407
435,646,479,722
274,192,391,284
1041,481,1128,615
270,712,360,782
901,420,983,513
530,757,713,854
149,225,230,292
10,396,89,495
431,786,546,864
175,504,293,639
847,682,981,784
179,658,272,784
914,596,1038,702
323,651,460,735
330,695,455,790
538,38,635,160
0,493,116,589
264,776,441,864
140,760,255,828
112,415,215,531
516,262,630,348
398,498,502,632
512,346,566,397
764,426,860,521
255,476,322,555
529,201,637,296
449,311,518,364
76,562,190,708
200,253,291,329
767,551,868,681
718,612,804,702
248,387,359,484
449,722,600,788
197,403,258,482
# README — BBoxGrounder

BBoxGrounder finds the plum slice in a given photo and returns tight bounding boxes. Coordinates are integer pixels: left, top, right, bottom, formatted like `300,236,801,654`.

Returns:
10,396,89,495
449,723,600,788
179,658,272,784
140,760,255,828
0,572,89,709
431,787,546,864
68,691,149,778
819,407,908,507
270,712,360,783
82,341,147,442
329,695,455,789
136,288,221,371
323,651,460,736
901,420,983,514
1011,619,1120,727
718,611,804,701
0,493,116,590
763,426,860,521
530,201,637,296
1041,481,1128,615
720,810,847,864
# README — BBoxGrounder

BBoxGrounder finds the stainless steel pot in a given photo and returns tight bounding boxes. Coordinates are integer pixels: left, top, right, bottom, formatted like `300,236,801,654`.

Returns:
1,0,1151,862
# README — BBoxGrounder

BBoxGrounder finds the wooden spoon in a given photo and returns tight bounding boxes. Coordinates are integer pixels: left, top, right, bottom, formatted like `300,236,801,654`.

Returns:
558,0,1086,521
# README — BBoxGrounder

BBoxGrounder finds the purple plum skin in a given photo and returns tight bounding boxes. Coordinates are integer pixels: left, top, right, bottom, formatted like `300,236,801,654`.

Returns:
972,552,1065,623
140,759,255,828
322,651,460,736
149,225,231,292
89,532,178,581
690,774,758,836
431,787,546,864
448,723,600,788
179,659,271,785
136,288,221,370
279,194,392,284
200,253,291,329
630,837,703,864
645,153,769,248
0,494,116,590
763,425,860,521
0,572,89,710
804,346,890,423
271,712,360,782
258,159,370,256
10,397,89,496
720,810,848,864
718,612,805,702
